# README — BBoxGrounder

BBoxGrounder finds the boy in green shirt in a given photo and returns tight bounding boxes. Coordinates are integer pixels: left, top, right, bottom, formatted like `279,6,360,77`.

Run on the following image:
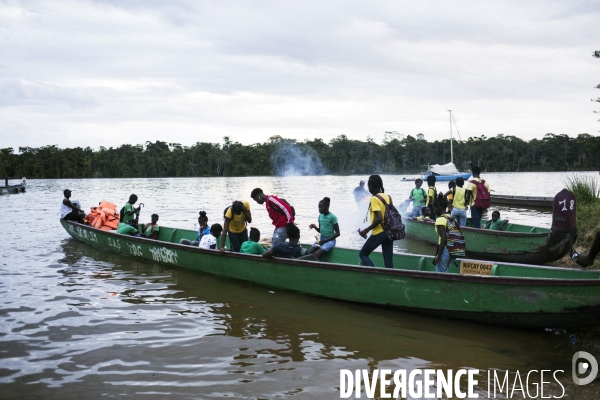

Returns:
240,227,266,255
484,211,509,231
409,179,427,217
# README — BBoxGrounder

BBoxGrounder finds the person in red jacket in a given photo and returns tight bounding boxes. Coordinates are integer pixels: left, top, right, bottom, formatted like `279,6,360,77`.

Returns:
251,188,294,247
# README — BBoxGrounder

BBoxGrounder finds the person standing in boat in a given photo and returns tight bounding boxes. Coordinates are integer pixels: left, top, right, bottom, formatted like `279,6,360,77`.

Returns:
425,175,437,219
465,165,491,228
450,177,468,227
220,200,252,252
251,188,294,247
409,179,427,217
357,175,394,269
433,194,465,273
60,189,85,223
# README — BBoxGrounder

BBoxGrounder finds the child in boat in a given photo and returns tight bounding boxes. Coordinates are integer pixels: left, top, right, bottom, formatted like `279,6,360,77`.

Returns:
358,175,394,269
444,181,456,213
484,210,509,231
221,200,252,253
409,179,426,217
179,211,210,246
121,194,141,226
141,214,160,239
426,175,437,220
450,177,468,227
199,223,223,250
433,193,465,273
415,207,431,221
263,223,306,259
240,227,266,255
307,197,340,260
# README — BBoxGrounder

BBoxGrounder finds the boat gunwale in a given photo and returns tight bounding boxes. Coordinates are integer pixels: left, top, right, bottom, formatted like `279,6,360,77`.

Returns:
62,220,600,287
403,217,550,237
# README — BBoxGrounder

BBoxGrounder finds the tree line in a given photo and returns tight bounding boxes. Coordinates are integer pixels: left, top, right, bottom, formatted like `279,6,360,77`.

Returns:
1,132,600,179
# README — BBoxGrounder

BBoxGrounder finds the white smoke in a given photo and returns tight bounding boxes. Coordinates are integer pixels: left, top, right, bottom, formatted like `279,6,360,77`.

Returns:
271,141,327,176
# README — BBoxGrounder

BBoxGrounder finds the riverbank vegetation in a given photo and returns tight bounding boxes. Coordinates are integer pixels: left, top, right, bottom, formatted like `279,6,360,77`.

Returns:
1,132,600,179
565,175,600,265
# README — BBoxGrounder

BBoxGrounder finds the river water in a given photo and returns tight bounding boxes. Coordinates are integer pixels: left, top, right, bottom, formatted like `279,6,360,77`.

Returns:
1,172,599,399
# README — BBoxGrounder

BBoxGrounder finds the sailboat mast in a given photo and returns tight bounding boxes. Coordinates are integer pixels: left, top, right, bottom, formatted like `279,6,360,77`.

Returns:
448,110,453,163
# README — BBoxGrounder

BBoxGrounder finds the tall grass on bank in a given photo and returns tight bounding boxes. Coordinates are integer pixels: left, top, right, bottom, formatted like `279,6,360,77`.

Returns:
564,174,600,248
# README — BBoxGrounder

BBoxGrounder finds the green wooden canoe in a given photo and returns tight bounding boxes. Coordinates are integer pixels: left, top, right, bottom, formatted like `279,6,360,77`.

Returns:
404,189,577,264
61,218,600,329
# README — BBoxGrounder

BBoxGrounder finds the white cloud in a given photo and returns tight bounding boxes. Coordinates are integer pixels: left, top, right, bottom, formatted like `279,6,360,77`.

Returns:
0,0,598,151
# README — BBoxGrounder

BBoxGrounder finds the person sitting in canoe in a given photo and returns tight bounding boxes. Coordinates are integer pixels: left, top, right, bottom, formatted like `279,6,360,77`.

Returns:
179,211,210,246
262,223,306,259
199,223,223,250
409,179,426,217
121,194,142,227
570,230,600,268
450,177,468,227
220,200,252,253
426,175,437,220
251,188,295,247
241,227,266,255
307,197,340,260
141,214,160,239
414,207,431,221
433,193,466,273
484,211,509,231
60,189,85,223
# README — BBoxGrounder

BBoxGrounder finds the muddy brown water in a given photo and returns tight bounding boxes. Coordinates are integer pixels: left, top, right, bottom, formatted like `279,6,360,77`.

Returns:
1,173,599,399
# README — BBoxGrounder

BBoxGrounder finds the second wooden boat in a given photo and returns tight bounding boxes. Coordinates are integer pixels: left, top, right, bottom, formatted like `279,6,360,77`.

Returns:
404,189,577,264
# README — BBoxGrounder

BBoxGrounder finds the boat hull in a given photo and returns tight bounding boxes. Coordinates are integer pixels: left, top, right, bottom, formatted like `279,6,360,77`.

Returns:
0,184,26,194
491,194,553,210
61,220,600,329
422,172,472,181
403,218,575,264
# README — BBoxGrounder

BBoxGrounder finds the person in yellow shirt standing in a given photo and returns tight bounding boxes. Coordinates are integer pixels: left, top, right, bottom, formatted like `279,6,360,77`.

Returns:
425,175,437,220
220,200,252,252
465,165,491,228
358,175,394,268
450,177,468,227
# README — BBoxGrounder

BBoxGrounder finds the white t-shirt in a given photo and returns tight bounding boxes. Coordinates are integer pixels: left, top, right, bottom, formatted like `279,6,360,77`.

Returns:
60,198,73,218
199,234,218,249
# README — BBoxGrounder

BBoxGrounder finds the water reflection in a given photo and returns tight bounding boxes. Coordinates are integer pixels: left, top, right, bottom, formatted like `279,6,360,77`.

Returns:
1,173,598,398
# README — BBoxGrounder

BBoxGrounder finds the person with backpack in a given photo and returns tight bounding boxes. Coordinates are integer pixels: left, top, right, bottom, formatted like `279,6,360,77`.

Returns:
465,165,491,228
433,193,466,273
251,188,295,247
121,194,142,227
358,175,397,269
450,177,468,227
409,179,427,217
220,200,252,252
425,175,438,220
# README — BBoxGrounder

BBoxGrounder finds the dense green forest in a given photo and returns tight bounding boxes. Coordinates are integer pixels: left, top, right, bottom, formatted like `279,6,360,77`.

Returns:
1,133,599,179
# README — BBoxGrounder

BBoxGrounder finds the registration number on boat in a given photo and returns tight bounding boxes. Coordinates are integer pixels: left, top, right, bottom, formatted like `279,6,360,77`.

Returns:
460,261,495,275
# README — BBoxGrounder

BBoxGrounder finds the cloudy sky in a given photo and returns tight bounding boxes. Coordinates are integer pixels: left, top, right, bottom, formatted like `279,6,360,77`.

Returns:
1,0,598,151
